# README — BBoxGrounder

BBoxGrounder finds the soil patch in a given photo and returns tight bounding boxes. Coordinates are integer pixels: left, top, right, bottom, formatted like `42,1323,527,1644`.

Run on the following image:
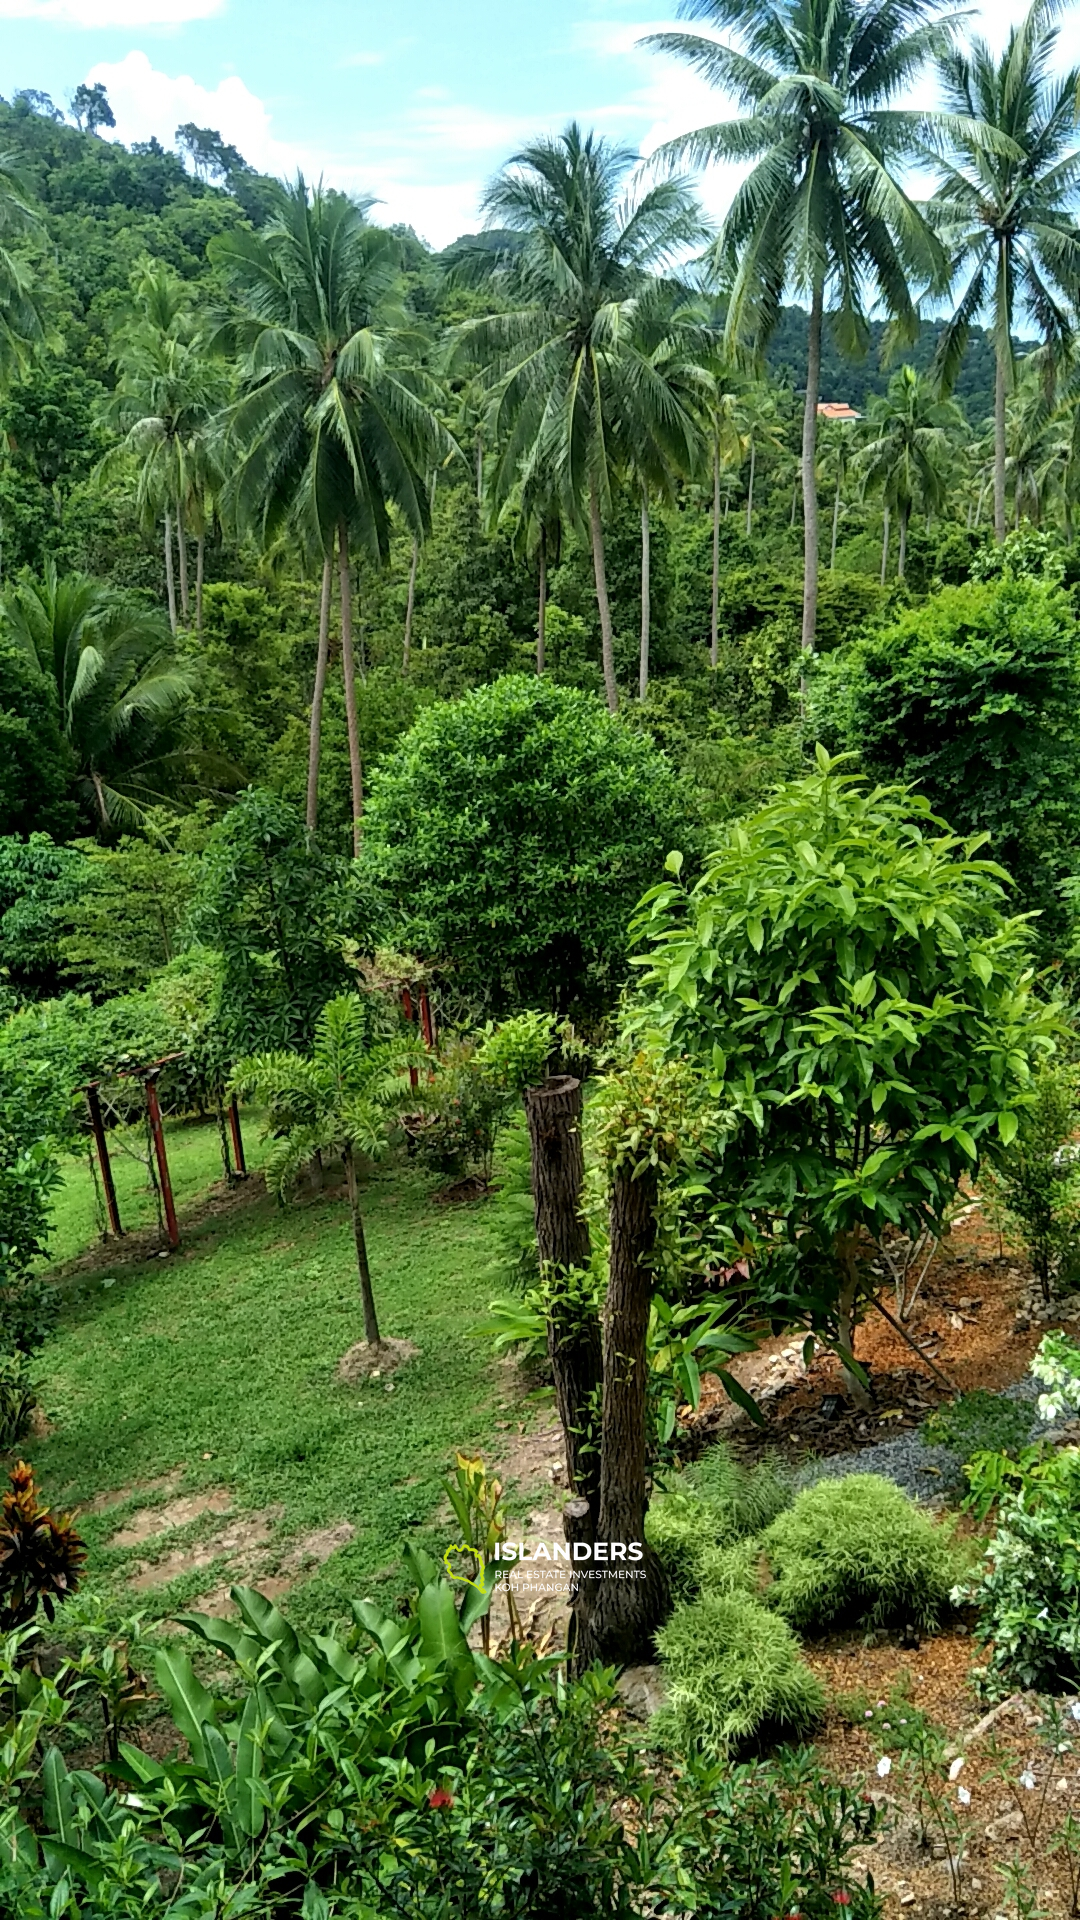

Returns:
79,1470,185,1517
337,1337,419,1383
129,1505,285,1592
433,1176,496,1205
191,1518,357,1613
110,1488,232,1548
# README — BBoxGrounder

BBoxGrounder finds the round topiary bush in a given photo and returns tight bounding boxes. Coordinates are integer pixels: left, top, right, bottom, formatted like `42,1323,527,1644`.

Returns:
360,674,688,1013
654,1591,826,1758
754,1474,964,1633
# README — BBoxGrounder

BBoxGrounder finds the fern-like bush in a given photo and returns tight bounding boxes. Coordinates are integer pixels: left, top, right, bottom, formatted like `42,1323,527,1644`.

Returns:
654,1592,826,1758
754,1475,963,1633
646,1446,791,1600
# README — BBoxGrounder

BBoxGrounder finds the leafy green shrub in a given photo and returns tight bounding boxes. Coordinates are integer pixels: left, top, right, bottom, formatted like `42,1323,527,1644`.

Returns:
961,1445,1080,1693
647,1445,792,1600
0,1354,36,1448
0,1551,882,1919
654,1591,826,1758
835,1675,933,1757
362,674,688,1015
1031,1330,1080,1421
410,1037,514,1183
923,1390,1035,1463
982,1063,1080,1300
0,1460,86,1630
752,1475,963,1632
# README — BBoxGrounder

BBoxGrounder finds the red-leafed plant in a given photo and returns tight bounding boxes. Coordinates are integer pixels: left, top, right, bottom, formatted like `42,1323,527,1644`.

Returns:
0,1460,86,1630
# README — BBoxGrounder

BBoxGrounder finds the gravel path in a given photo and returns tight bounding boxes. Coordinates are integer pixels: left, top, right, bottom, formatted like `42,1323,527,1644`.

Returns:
795,1373,1056,1502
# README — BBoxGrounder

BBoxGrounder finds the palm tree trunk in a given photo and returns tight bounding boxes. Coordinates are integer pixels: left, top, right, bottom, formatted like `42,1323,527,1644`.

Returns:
589,479,619,714
343,1145,381,1348
831,465,842,569
710,441,720,670
195,532,204,638
801,275,824,653
475,431,483,505
402,537,418,675
745,434,756,538
898,506,908,581
306,550,334,834
994,319,1007,543
91,769,109,834
175,497,190,623
880,506,891,585
537,524,547,675
337,522,364,857
639,482,650,702
163,506,177,636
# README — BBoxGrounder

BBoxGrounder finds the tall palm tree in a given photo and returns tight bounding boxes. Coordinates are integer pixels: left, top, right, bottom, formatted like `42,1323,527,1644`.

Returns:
102,262,225,634
0,156,45,386
645,0,948,653
927,0,1080,542
853,364,962,577
617,285,711,698
456,124,709,712
210,178,447,851
736,380,785,539
2,563,194,834
703,373,750,668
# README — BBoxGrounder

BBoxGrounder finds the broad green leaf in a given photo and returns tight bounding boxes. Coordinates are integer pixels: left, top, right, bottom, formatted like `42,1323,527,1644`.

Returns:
154,1652,215,1768
42,1748,76,1845
717,1369,766,1427
997,1109,1019,1146
746,916,764,953
234,1689,266,1838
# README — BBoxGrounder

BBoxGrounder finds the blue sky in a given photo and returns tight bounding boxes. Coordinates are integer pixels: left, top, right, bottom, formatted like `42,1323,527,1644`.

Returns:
0,0,1068,248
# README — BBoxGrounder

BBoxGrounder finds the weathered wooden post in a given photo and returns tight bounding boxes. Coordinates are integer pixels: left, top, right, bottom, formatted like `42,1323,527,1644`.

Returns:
84,1082,123,1238
143,1070,179,1250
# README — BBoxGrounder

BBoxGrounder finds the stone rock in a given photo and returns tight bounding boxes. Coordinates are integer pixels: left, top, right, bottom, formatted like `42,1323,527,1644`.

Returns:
985,1809,1023,1842
616,1663,668,1721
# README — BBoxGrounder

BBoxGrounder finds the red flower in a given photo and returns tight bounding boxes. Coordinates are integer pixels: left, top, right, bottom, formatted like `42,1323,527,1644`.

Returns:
428,1788,454,1810
832,1895,852,1907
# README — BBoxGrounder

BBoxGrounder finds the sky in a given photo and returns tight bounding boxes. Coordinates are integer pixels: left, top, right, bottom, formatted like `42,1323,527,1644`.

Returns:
0,0,1072,251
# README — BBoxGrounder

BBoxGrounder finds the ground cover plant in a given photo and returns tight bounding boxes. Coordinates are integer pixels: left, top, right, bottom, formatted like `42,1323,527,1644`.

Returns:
19,1142,520,1630
654,1590,826,1758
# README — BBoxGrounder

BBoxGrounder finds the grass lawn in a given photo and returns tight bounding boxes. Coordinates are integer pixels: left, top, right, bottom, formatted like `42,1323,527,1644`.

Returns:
28,1122,535,1634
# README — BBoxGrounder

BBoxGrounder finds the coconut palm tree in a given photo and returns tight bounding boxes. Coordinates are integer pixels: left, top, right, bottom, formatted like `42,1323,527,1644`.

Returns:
927,0,1080,542
644,0,948,653
2,564,194,833
456,124,709,711
231,995,413,1351
210,178,448,851
0,156,44,386
853,365,962,577
102,263,225,633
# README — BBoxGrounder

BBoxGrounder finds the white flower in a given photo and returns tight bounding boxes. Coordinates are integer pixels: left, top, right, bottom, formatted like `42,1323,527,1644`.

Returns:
949,1757,965,1781
1037,1608,1050,1621
1020,1770,1036,1791
1070,1703,1080,1723
865,1709,873,1719
958,1787,971,1807
877,1756,892,1778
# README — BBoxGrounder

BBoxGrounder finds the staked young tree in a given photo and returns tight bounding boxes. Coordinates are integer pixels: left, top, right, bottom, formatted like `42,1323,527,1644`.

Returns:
456,124,709,711
927,0,1080,544
645,0,948,653
210,178,447,851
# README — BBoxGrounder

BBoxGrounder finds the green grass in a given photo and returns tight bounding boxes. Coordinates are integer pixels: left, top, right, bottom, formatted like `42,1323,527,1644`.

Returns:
28,1124,530,1633
45,1111,273,1267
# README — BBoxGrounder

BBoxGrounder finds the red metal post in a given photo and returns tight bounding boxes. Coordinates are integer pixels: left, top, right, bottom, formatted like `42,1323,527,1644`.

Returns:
228,1096,248,1177
401,985,419,1090
85,1083,123,1238
143,1072,179,1250
419,988,435,1051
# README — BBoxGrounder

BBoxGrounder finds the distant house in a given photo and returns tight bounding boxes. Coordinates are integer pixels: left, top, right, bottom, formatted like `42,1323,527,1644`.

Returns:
817,401,861,421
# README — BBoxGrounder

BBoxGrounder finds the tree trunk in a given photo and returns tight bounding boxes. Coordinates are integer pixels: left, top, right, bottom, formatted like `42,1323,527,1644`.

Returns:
524,1076,602,1514
163,506,177,635
880,505,891,585
898,506,908,581
338,522,364,858
572,1161,669,1671
745,434,756,538
195,532,204,638
402,537,418,675
343,1145,381,1348
306,550,334,834
589,479,619,713
475,431,483,505
639,482,650,701
835,1234,869,1406
831,465,842,569
175,496,190,623
537,524,547,675
994,319,1007,543
801,275,824,653
91,768,109,833
710,441,720,669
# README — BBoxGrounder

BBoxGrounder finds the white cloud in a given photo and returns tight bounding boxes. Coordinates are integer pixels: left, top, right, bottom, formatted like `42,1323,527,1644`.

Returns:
0,0,221,22
87,49,296,174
